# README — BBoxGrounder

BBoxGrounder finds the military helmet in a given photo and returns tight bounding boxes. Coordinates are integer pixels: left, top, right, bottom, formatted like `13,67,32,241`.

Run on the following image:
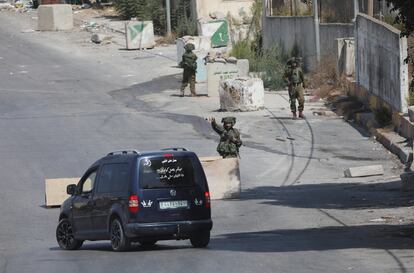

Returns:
184,43,195,51
221,116,236,125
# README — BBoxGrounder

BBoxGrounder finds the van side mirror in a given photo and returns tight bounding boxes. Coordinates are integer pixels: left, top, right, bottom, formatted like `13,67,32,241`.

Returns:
67,184,77,195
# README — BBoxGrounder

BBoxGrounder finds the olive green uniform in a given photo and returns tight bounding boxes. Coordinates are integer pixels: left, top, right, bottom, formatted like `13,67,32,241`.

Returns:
211,118,242,158
284,67,305,112
180,48,197,96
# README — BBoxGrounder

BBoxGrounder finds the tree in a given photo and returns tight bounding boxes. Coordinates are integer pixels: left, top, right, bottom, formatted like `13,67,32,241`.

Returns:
384,0,414,37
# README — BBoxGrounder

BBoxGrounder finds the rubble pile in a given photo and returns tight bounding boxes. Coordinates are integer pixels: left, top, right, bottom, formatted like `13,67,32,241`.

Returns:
0,0,37,13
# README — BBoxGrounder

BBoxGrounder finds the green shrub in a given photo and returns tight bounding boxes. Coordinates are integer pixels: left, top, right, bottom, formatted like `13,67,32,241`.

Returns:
231,41,289,90
231,40,255,60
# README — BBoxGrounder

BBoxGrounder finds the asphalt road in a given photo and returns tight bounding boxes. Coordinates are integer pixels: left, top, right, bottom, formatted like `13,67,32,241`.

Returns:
0,13,413,273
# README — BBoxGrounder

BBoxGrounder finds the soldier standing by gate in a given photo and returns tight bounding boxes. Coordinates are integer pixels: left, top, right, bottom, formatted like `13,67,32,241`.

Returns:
284,58,306,119
179,43,197,97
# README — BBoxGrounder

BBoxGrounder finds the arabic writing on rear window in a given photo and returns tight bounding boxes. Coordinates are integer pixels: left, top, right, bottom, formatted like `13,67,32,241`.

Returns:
139,156,195,189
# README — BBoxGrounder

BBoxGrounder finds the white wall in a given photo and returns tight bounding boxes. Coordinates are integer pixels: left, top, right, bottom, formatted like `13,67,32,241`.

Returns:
193,0,253,20
355,13,409,113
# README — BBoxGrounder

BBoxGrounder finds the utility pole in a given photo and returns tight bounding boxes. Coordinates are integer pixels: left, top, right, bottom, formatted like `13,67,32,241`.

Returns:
368,0,374,17
166,0,171,35
313,0,320,63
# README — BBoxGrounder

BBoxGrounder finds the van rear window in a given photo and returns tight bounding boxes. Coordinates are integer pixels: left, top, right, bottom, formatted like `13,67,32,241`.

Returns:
139,156,195,189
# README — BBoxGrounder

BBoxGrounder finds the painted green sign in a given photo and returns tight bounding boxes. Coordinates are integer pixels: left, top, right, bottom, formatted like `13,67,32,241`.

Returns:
210,20,229,48
128,22,145,41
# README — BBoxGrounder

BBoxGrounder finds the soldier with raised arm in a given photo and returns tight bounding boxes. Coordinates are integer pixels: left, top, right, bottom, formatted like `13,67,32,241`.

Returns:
208,117,242,158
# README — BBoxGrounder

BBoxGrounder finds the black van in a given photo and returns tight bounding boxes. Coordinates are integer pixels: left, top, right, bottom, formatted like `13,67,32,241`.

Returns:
56,148,212,251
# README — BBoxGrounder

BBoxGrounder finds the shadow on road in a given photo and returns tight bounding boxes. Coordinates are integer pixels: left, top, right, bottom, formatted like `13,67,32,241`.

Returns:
211,224,414,253
239,180,413,210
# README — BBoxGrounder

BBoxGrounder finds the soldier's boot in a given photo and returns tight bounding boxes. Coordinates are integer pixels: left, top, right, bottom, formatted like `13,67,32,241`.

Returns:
292,111,297,119
298,111,305,119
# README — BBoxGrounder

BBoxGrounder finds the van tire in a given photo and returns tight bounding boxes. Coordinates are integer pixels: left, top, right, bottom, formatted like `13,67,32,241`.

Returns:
56,219,83,250
190,230,210,248
110,218,130,252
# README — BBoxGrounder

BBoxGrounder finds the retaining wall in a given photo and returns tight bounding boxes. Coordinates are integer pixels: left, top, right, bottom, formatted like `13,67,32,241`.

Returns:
355,13,409,113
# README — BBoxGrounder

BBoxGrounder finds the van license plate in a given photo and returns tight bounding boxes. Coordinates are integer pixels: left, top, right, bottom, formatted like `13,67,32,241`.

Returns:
159,200,188,210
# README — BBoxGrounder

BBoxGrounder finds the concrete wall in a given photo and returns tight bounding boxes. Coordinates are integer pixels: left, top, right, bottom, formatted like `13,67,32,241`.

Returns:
320,23,354,56
262,16,316,69
262,15,354,70
193,0,253,20
355,13,409,113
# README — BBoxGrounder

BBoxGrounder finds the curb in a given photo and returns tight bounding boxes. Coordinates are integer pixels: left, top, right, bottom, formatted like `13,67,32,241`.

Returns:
353,112,413,169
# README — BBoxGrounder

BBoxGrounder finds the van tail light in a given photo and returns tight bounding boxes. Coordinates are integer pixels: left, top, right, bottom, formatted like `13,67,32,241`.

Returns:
129,195,139,213
205,192,211,209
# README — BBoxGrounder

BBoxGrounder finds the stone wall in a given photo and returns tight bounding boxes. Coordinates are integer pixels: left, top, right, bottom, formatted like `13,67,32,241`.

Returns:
355,13,409,113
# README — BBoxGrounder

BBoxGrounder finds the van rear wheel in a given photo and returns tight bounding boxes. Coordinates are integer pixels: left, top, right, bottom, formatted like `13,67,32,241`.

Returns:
190,230,210,248
110,219,130,252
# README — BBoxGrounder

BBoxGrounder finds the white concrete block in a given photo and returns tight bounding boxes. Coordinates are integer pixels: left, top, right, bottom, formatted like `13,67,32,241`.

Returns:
45,178,79,207
344,165,384,178
200,156,241,199
207,62,240,96
401,172,414,191
219,77,265,112
37,4,73,31
125,21,155,50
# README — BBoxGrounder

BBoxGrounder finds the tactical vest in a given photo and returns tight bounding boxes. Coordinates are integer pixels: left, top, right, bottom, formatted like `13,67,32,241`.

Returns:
182,53,197,71
291,68,302,84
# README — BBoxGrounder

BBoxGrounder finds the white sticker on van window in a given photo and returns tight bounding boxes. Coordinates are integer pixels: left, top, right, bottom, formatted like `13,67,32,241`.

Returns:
143,158,152,167
161,159,178,164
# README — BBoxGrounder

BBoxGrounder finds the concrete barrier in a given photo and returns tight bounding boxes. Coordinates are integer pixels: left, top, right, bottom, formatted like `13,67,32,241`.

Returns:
198,19,230,48
37,4,73,31
44,156,241,206
219,77,265,111
344,165,384,178
199,156,241,199
45,178,79,207
207,62,240,96
125,21,155,50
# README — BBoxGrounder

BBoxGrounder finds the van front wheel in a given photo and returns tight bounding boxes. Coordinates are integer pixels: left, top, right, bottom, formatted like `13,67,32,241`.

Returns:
190,231,210,248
